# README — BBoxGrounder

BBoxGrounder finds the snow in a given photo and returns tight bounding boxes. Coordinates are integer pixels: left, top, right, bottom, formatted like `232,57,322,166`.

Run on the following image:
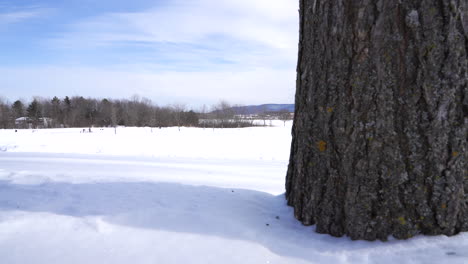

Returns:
0,121,467,264
0,124,290,161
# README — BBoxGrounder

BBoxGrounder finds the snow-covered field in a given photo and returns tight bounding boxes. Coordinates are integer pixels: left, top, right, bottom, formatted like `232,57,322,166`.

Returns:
0,121,467,264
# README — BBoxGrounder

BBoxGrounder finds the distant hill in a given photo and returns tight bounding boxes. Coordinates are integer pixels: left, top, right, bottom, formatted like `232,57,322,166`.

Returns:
230,104,294,115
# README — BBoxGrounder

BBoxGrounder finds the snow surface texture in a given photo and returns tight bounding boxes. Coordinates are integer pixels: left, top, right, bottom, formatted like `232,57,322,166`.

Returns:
0,121,467,264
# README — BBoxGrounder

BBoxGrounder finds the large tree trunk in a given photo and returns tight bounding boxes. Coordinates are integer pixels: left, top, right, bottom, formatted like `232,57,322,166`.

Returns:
286,0,468,241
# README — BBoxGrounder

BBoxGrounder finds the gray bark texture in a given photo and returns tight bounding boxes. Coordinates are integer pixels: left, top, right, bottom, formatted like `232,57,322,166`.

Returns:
286,0,468,241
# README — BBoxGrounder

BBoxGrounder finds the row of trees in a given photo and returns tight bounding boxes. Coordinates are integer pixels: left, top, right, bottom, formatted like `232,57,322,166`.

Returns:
0,96,292,129
0,96,199,129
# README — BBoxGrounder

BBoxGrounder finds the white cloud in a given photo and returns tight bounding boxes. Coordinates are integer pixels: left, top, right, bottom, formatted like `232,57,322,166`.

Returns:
2,0,299,105
0,66,296,106
58,0,296,47
49,0,298,69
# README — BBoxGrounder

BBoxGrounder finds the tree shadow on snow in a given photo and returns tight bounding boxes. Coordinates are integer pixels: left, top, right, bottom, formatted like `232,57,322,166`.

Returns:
0,180,465,262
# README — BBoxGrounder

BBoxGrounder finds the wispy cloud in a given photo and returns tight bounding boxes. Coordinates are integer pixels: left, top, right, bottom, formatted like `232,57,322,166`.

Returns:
0,8,50,25
1,0,298,105
55,0,296,47
48,0,298,71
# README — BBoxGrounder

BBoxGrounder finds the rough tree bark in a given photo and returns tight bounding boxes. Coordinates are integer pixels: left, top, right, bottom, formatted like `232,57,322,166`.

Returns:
286,0,468,240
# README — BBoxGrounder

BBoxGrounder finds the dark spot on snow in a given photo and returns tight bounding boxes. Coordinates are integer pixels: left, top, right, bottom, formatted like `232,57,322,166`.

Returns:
231,190,234,192
275,216,280,220
446,252,456,256
266,223,270,226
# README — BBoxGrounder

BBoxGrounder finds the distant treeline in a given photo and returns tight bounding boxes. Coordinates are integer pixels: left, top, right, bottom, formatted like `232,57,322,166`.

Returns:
0,96,292,129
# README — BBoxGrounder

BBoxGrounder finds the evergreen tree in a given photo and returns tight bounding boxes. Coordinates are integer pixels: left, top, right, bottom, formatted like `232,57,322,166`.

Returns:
11,100,25,118
27,99,42,128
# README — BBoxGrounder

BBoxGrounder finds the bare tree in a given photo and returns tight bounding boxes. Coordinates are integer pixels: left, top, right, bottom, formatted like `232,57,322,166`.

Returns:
278,109,291,127
172,103,186,131
214,100,235,128
258,105,269,126
0,98,12,129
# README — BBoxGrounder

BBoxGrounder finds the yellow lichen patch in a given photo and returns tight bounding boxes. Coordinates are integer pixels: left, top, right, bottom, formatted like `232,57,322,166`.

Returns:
317,141,327,152
326,107,334,113
452,151,459,157
397,216,406,225
441,203,447,209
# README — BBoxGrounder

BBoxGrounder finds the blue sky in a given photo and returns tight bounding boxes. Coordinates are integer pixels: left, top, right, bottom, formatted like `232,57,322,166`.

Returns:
0,0,298,107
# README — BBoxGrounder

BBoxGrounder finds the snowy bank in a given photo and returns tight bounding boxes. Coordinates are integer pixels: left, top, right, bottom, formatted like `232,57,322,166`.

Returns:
0,122,467,264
